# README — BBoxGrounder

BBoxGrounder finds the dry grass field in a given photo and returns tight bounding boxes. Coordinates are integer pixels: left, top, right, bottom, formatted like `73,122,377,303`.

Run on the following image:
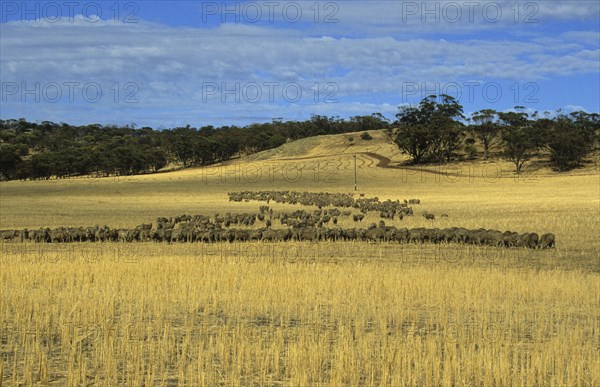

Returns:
1,130,599,385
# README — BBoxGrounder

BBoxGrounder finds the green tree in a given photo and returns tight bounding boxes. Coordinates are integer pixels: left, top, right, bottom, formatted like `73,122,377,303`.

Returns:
192,136,215,165
546,116,595,171
29,153,54,180
569,111,600,150
428,115,465,162
394,95,464,163
169,127,197,167
0,144,22,180
393,122,431,163
470,109,500,160
147,148,168,172
498,111,536,174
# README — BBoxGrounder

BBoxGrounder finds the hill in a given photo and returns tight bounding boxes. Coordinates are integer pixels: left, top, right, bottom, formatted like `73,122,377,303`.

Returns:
243,129,599,178
1,129,598,271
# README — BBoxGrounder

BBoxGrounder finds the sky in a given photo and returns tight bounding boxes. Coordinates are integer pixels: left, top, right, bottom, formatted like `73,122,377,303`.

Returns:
1,0,599,128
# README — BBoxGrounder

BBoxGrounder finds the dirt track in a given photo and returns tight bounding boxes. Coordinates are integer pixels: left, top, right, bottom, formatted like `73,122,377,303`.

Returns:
273,151,464,177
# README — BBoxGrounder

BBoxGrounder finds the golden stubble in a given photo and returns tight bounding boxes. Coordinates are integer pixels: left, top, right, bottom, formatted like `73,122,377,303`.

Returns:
1,132,598,385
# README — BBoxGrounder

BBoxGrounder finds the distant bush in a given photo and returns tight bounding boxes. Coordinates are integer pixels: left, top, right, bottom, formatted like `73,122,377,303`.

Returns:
360,132,373,140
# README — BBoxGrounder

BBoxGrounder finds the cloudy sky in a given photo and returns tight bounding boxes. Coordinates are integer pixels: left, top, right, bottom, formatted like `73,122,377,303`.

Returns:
1,1,598,128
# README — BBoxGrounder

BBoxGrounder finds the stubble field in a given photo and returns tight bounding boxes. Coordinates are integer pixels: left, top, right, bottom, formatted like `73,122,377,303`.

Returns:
1,132,599,385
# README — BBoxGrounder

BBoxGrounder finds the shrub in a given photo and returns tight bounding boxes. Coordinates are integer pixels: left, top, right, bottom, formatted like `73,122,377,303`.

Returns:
360,132,373,140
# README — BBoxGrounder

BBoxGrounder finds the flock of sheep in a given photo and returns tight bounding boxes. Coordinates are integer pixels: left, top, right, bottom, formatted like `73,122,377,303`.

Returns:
0,191,555,249
229,190,418,220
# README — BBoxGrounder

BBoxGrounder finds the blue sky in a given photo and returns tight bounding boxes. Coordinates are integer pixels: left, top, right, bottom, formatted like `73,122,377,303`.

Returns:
1,1,599,128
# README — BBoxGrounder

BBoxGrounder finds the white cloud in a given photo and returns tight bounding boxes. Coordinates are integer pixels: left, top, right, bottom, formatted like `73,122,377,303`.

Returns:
292,1,600,37
0,9,598,126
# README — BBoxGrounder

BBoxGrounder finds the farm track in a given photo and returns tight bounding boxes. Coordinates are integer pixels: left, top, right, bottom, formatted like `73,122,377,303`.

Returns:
263,151,465,177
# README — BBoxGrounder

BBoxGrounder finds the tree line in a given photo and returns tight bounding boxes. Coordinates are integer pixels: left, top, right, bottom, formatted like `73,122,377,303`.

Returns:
1,97,599,181
0,114,389,180
391,95,600,173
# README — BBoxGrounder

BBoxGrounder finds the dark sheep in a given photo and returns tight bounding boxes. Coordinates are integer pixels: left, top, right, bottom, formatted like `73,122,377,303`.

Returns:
353,214,365,222
519,232,539,249
422,213,435,221
539,233,555,249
